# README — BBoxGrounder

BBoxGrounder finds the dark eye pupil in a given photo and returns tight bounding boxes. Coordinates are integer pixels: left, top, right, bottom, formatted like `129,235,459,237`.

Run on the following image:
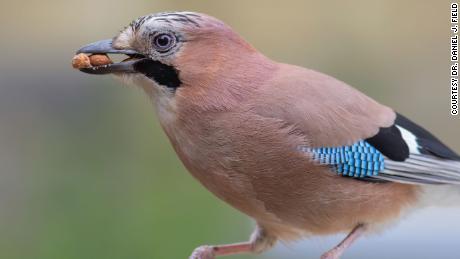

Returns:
156,35,170,47
153,33,176,52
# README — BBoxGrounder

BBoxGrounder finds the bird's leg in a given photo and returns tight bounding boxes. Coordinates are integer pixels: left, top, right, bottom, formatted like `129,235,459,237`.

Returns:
321,224,366,259
189,226,277,259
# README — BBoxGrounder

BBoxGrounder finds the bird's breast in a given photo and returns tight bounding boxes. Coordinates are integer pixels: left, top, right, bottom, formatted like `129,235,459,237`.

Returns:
156,106,420,239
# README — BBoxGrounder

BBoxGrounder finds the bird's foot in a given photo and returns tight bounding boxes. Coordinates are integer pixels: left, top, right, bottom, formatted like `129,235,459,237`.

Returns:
189,245,215,259
320,224,366,259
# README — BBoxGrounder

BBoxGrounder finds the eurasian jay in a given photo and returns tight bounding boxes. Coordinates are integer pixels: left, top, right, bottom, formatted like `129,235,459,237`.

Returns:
73,12,460,259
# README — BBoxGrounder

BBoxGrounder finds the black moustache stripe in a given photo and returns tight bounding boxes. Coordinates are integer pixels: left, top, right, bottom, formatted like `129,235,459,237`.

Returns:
133,59,182,90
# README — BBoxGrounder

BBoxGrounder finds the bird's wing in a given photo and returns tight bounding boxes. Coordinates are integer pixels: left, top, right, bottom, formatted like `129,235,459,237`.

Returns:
369,113,460,184
300,113,460,185
254,64,460,185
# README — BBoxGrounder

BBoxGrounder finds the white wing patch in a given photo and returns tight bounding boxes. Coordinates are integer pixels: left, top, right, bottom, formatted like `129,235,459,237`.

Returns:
370,124,460,185
376,125,460,185
396,125,420,154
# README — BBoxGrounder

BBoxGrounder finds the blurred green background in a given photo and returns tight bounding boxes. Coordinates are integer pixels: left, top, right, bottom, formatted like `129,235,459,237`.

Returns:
1,1,459,259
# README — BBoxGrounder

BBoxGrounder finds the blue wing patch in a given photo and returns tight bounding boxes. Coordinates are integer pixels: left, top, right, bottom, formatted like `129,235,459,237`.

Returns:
299,141,385,178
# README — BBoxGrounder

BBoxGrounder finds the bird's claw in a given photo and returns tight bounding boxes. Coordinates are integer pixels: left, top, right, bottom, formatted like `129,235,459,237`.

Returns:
189,245,215,259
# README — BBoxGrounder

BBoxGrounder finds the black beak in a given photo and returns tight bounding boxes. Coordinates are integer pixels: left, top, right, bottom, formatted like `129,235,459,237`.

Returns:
75,39,147,75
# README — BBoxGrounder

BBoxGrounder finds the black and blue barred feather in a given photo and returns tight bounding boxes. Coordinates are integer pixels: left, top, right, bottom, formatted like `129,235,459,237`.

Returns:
299,141,385,178
300,113,460,184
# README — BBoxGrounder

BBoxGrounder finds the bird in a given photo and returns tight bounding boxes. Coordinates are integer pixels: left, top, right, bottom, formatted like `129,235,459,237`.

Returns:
73,11,460,259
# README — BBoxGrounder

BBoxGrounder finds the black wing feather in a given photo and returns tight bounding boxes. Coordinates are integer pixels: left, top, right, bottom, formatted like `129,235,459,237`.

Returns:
395,113,460,160
365,124,409,161
365,113,460,162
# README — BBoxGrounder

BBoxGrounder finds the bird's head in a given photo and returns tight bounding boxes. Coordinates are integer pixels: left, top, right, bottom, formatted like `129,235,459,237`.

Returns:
76,12,276,114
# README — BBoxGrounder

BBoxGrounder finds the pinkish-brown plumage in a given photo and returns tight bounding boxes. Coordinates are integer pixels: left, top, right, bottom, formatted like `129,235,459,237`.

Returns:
166,51,418,240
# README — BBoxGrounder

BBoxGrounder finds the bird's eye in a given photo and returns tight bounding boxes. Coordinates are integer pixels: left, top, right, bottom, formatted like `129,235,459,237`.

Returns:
153,33,176,52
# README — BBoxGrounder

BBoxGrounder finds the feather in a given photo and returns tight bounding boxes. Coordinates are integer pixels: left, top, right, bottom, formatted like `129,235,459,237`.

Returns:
306,113,460,185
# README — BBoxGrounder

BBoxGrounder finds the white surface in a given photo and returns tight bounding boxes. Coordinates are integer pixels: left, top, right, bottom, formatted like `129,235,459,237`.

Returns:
266,207,460,259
